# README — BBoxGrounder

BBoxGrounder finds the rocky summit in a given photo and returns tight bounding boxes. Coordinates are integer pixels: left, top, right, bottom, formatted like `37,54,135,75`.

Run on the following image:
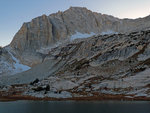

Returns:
9,7,150,67
1,7,150,100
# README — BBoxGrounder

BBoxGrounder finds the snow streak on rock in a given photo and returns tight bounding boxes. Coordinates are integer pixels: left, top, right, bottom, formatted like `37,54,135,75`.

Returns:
7,49,31,74
101,30,118,35
70,32,95,40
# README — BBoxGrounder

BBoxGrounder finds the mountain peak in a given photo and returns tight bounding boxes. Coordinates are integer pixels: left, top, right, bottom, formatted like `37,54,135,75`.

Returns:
68,6,88,10
2,7,150,100
9,7,150,67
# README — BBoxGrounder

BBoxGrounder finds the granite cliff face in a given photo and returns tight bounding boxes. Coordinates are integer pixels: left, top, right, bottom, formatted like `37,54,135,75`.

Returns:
1,7,150,100
9,7,150,66
1,30,150,100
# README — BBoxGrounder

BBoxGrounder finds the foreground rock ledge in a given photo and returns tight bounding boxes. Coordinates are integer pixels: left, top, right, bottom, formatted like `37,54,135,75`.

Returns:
1,30,150,101
1,92,150,101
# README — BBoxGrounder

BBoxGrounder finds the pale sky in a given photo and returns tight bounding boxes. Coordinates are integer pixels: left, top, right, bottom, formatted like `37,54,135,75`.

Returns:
0,0,150,47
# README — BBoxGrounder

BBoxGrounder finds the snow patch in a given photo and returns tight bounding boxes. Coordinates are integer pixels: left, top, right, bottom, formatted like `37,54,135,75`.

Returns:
5,47,31,75
70,32,95,40
101,30,118,35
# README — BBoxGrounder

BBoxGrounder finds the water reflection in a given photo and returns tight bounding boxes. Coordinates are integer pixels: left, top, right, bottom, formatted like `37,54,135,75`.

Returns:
0,101,150,113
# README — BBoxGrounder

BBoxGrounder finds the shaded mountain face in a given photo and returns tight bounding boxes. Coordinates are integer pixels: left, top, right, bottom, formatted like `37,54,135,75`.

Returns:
1,7,150,76
0,47,30,76
1,30,150,99
8,7,150,67
1,7,150,99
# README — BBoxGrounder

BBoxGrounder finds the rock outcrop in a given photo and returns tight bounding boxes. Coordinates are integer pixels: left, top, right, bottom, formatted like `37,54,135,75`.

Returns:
8,7,150,67
1,29,150,100
1,7,150,100
0,46,30,76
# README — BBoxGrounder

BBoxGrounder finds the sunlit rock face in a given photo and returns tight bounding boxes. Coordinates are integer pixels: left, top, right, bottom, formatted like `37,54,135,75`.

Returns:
8,7,150,67
1,7,150,74
9,7,120,53
2,30,150,99
2,7,150,99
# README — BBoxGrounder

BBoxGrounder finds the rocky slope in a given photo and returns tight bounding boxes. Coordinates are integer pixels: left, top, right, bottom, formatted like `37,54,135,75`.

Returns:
0,46,30,76
1,7,150,100
1,29,150,100
9,7,150,67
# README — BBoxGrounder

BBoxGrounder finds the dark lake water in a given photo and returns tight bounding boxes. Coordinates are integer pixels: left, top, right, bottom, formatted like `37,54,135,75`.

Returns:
0,101,150,113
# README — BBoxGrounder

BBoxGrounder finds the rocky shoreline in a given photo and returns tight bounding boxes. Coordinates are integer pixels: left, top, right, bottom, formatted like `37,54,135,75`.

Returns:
1,84,150,102
2,28,150,102
1,93,150,102
2,7,150,103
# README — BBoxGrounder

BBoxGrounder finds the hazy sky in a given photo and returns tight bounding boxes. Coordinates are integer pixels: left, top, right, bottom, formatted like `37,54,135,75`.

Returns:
0,0,150,47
